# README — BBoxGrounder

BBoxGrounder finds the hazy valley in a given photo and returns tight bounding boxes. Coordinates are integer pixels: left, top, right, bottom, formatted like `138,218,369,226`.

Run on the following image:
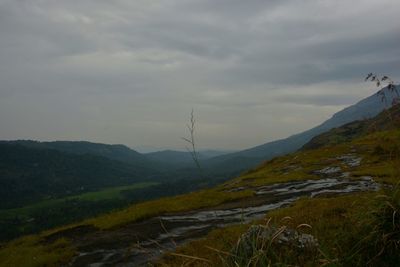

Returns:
1,1,399,266
1,86,400,266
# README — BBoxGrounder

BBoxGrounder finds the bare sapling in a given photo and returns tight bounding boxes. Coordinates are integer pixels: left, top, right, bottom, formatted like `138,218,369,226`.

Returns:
182,109,202,176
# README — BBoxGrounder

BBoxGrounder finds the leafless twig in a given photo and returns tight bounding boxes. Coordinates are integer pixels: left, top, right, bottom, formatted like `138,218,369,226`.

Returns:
182,109,202,176
365,73,399,107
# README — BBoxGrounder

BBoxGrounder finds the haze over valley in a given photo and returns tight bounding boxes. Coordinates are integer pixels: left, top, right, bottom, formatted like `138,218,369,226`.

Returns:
0,1,399,266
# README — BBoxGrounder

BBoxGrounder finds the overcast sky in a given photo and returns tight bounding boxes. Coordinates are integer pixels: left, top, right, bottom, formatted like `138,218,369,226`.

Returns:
0,0,399,152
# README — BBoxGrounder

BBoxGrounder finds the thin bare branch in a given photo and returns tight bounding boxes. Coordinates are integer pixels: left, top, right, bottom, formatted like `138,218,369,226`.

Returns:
182,109,202,176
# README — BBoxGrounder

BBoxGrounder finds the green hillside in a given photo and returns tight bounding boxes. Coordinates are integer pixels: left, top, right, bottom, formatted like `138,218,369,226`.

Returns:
0,144,154,209
0,143,225,241
0,140,240,242
0,104,399,266
0,144,165,241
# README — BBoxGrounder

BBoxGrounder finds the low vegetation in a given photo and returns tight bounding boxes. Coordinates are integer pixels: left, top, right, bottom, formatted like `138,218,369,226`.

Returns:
0,236,75,267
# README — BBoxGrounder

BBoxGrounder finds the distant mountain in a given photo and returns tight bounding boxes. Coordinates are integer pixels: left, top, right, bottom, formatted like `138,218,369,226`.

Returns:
207,86,398,173
199,150,235,158
146,150,195,165
146,149,234,166
0,141,236,171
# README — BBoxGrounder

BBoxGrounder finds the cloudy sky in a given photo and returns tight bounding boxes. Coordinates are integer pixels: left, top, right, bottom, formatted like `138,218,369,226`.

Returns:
0,0,399,152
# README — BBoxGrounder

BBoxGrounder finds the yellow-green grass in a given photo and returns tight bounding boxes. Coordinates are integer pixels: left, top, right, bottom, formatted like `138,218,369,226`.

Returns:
351,129,400,184
86,188,254,229
0,236,75,267
157,192,378,266
232,143,359,189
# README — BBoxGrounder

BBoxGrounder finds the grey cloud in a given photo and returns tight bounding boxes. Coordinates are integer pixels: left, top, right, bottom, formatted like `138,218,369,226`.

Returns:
0,0,399,150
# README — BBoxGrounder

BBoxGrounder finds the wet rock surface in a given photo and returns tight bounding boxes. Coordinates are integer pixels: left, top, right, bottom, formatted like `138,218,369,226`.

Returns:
65,154,379,267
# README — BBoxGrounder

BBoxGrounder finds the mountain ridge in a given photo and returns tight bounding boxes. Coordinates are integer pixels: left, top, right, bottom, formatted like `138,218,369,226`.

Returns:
206,86,398,173
0,140,148,165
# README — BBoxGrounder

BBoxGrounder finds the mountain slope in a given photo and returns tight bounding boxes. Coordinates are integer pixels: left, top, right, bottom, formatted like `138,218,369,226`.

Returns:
207,86,398,172
303,103,400,150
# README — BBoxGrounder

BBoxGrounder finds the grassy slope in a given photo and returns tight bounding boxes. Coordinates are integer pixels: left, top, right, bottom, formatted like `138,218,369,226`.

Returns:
157,112,400,266
0,111,399,266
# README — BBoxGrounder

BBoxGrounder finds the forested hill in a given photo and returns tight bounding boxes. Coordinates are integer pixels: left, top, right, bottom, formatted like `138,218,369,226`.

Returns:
0,143,157,209
0,140,150,166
